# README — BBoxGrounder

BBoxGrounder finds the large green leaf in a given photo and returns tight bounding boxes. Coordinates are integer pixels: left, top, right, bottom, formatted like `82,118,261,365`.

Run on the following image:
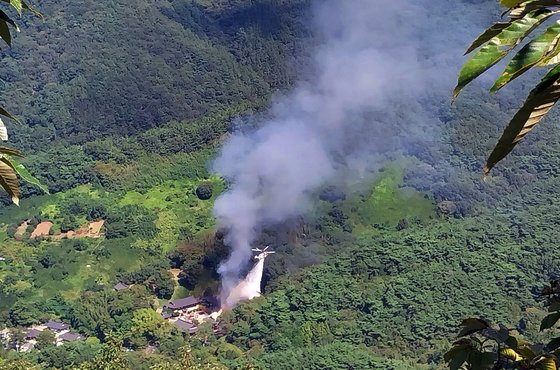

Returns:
506,335,520,349
541,312,560,331
548,301,560,312
500,348,523,361
485,64,560,176
509,0,560,19
501,0,528,8
0,106,20,124
453,9,555,101
465,22,511,55
447,347,470,370
0,0,40,17
0,18,11,46
9,0,21,15
0,146,22,157
0,8,19,47
480,325,510,342
0,118,7,141
468,351,497,369
445,339,476,370
533,355,557,370
22,1,40,18
0,9,18,31
492,21,560,92
0,157,19,205
537,52,560,66
457,318,491,337
546,337,560,352
517,345,537,361
5,157,48,194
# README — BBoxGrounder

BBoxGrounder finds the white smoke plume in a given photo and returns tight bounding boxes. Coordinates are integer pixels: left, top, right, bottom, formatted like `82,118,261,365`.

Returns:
213,0,491,306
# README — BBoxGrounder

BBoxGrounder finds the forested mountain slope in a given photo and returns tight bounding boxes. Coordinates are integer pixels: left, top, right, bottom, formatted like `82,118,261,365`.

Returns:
2,0,560,369
0,0,311,198
0,0,309,151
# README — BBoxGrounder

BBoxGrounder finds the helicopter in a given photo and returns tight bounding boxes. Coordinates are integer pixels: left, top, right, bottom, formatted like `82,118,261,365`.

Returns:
251,245,276,260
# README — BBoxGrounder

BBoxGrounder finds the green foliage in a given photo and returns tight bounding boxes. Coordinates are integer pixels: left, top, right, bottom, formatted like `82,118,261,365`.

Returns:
445,299,559,369
104,205,157,240
37,341,103,369
454,9,554,100
8,301,42,326
35,329,56,350
25,146,94,193
343,163,434,230
0,357,39,370
444,281,560,369
77,337,131,370
125,308,174,349
174,232,228,294
6,327,24,352
455,1,560,175
123,261,175,299
70,286,154,339
243,341,419,370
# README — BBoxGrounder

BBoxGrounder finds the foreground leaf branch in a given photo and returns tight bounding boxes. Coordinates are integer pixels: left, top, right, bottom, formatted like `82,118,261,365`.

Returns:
446,281,560,369
454,0,560,178
0,0,46,204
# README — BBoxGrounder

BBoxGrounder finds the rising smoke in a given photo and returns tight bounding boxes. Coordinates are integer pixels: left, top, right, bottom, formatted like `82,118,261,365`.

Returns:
213,0,492,307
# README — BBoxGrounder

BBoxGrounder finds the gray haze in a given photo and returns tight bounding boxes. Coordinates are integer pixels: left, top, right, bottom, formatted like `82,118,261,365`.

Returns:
212,0,492,305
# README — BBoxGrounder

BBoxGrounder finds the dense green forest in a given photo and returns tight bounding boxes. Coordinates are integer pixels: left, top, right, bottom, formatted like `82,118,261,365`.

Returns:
2,0,560,369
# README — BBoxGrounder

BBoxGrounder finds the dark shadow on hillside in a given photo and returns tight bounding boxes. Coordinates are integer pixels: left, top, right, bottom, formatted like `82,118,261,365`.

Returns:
163,0,311,39
218,2,292,37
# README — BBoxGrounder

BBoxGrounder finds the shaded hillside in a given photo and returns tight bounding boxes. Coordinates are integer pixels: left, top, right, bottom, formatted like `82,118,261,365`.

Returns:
0,0,312,152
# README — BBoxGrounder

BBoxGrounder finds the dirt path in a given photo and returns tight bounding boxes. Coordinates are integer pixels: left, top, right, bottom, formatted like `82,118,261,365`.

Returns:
31,220,105,240
169,268,181,281
30,221,53,238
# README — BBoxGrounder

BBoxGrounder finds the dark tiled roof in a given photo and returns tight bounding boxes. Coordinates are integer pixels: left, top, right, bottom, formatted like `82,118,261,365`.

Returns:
59,332,84,342
26,329,40,339
161,311,172,319
46,320,69,331
114,282,129,291
173,319,198,334
165,296,200,310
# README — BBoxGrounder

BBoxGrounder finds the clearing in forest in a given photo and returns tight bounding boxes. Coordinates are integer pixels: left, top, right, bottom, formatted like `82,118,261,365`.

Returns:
30,221,53,238
30,220,105,239
51,220,105,240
